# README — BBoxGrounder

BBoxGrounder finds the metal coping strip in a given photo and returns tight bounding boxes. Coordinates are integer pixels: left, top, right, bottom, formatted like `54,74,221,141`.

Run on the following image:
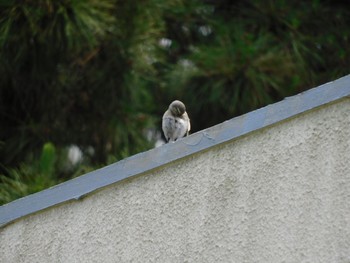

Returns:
1,75,350,227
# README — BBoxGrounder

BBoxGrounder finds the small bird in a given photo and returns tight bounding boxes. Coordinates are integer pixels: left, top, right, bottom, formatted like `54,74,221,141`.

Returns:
162,100,191,142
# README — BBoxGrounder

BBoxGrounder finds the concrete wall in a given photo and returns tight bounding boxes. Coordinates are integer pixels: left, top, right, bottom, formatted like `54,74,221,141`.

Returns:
1,98,350,262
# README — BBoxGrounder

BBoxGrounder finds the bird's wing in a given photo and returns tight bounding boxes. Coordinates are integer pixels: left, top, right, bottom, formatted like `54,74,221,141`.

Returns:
162,109,171,119
183,112,190,135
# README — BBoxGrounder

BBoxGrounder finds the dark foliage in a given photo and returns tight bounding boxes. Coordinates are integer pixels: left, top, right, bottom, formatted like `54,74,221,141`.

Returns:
1,0,349,203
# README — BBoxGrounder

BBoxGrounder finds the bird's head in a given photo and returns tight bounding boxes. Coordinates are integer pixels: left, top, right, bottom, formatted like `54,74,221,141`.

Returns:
169,100,186,116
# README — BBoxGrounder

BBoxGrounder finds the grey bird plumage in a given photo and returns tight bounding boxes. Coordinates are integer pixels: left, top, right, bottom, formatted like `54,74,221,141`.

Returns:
162,100,191,142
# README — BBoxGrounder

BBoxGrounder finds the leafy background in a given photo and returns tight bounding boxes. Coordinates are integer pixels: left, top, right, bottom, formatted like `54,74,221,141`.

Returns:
1,0,349,204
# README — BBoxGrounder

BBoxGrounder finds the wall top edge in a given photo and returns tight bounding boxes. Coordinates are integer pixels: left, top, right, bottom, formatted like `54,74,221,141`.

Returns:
1,75,350,228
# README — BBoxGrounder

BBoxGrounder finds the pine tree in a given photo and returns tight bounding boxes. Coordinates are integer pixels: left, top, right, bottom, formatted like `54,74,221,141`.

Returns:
1,0,350,204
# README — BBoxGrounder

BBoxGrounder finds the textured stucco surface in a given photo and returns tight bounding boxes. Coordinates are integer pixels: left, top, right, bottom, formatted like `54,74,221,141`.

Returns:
1,99,350,263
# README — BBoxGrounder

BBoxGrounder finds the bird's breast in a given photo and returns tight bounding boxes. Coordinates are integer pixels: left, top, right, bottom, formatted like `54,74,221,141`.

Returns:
162,116,189,141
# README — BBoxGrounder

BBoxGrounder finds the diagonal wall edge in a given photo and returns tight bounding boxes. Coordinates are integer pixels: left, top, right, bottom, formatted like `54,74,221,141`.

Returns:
1,74,350,227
